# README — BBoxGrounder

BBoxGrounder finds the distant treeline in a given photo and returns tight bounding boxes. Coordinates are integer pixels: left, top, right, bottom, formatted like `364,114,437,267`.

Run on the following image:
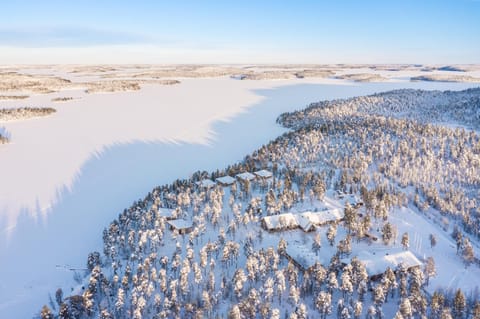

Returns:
0,107,56,121
0,95,29,100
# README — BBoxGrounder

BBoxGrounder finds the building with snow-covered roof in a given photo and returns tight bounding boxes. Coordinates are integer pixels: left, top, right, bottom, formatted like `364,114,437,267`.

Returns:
261,209,342,232
236,172,256,182
215,175,236,186
343,249,422,281
167,219,194,234
196,179,216,189
254,169,273,179
261,213,298,231
285,241,327,272
295,214,316,232
298,209,344,226
157,207,177,220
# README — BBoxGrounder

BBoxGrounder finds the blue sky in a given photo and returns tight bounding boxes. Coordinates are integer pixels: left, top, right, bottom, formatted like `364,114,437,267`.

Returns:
0,0,479,64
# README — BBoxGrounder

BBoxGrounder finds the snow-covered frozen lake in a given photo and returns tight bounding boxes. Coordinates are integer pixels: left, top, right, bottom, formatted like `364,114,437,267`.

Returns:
0,76,478,318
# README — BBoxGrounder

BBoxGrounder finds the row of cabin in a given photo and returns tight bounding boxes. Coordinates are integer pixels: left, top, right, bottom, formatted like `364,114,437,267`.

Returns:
196,169,273,189
261,209,344,233
159,170,274,235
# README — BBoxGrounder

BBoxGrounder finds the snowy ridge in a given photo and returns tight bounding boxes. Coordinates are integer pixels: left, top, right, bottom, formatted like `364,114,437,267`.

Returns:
278,87,480,130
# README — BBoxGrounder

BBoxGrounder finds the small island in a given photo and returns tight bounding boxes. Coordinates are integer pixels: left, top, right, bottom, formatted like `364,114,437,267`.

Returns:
84,79,180,94
51,97,75,102
335,73,388,82
0,107,57,122
0,95,29,100
411,74,480,83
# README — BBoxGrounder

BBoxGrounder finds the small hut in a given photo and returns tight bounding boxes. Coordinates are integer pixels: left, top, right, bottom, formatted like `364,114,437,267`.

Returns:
215,175,236,186
167,219,194,234
254,169,273,180
196,179,216,189
236,172,256,183
157,207,177,220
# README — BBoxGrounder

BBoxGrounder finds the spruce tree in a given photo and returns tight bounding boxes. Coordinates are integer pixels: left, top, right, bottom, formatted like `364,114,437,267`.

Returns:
401,232,410,250
453,289,466,319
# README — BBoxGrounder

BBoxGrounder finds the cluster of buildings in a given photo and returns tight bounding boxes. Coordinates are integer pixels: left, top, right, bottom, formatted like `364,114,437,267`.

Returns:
161,168,420,283
159,170,274,234
196,169,273,188
261,209,344,233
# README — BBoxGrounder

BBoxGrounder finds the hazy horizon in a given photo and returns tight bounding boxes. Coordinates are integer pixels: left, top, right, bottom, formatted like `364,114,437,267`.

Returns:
1,0,479,64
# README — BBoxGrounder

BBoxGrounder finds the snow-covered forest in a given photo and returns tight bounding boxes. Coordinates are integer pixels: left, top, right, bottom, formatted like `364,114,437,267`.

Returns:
38,88,480,319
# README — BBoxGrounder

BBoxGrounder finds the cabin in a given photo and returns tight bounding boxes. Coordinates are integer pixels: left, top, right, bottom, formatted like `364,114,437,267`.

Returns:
343,250,422,281
157,207,177,220
297,209,344,226
261,213,299,232
215,175,236,186
196,179,216,189
254,169,273,180
285,242,327,272
261,209,343,233
295,214,316,232
236,172,256,183
167,219,194,234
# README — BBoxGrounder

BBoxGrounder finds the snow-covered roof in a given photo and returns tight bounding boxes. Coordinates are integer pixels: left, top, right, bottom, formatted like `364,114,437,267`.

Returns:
298,209,344,225
295,214,315,232
157,207,176,219
167,219,193,230
196,179,216,188
254,169,273,179
343,194,363,206
345,250,422,277
215,175,236,185
262,209,342,232
262,213,298,230
236,172,256,181
285,242,326,270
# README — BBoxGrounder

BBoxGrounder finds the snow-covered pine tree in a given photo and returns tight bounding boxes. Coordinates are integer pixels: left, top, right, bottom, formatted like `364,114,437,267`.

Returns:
401,232,409,250
315,291,332,319
453,289,466,319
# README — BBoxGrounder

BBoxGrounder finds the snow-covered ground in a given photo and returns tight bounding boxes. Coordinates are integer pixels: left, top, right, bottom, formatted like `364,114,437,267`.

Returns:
0,68,479,317
388,207,480,294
